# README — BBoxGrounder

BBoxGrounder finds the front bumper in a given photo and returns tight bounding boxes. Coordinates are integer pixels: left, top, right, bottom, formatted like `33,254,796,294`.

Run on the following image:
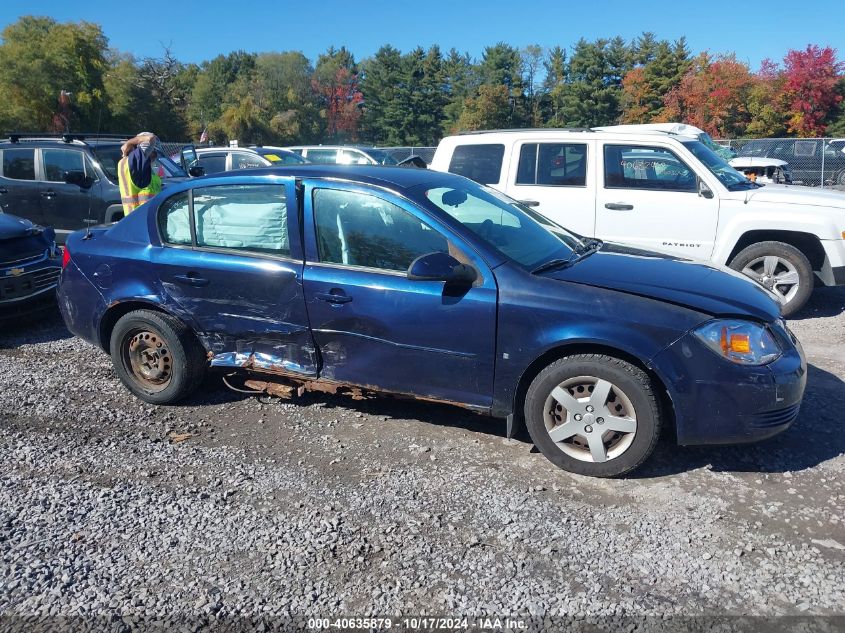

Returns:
819,239,845,286
652,321,806,445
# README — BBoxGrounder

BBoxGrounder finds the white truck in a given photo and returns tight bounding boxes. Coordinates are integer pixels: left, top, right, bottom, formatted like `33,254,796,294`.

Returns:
429,128,845,316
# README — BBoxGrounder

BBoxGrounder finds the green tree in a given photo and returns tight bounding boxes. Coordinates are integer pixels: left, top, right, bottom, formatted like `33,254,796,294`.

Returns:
0,16,109,132
551,37,631,127
313,46,362,142
621,37,690,123
253,52,321,143
188,51,257,140
443,49,478,131
454,84,513,131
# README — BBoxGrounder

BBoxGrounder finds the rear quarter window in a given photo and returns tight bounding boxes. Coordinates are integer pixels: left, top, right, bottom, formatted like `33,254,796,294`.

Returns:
448,144,504,185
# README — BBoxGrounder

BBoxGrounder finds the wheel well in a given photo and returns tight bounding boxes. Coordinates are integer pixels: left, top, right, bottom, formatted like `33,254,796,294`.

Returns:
726,230,826,271
512,343,675,434
98,301,168,353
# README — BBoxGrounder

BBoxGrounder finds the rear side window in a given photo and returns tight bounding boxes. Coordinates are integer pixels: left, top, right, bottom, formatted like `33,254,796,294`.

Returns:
159,192,192,245
193,184,289,255
306,149,339,164
516,143,587,186
42,149,85,182
2,148,36,180
448,144,504,184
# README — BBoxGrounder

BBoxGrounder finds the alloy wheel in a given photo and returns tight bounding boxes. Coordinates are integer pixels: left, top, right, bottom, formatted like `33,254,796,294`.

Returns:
741,255,800,304
542,375,638,463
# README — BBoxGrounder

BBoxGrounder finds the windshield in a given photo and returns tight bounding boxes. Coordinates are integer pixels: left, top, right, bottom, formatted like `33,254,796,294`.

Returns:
418,179,582,270
681,140,750,190
366,148,398,165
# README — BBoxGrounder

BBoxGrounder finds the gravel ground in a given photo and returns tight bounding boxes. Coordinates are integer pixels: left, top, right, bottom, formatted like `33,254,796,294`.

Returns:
1,288,844,630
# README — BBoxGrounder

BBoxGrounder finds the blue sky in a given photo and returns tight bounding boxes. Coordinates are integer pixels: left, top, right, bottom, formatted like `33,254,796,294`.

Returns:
1,0,843,69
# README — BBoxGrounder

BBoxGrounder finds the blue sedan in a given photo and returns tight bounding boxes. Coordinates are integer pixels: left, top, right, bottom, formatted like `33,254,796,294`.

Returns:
56,166,806,477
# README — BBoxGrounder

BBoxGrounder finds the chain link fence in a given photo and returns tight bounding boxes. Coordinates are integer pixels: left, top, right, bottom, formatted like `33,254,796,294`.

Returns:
716,137,845,188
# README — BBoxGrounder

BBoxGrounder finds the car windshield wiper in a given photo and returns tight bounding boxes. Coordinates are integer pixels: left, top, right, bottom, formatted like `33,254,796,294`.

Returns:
728,180,763,191
531,257,576,274
531,239,602,274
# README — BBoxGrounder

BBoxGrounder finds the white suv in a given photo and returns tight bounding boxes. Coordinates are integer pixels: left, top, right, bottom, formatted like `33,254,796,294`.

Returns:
430,128,845,316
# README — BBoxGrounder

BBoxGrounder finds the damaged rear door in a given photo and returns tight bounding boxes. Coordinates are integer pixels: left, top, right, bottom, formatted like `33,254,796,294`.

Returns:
152,178,317,375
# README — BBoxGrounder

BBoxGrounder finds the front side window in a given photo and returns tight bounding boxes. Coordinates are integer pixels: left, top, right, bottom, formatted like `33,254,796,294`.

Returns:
42,149,85,182
604,145,696,192
448,144,504,185
338,149,369,165
517,143,587,186
197,154,227,174
2,148,36,180
233,152,268,169
193,184,289,255
313,188,448,272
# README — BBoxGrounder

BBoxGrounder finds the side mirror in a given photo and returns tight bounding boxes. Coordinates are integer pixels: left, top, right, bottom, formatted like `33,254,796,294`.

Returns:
180,145,199,174
407,252,477,285
188,165,205,177
64,170,93,189
698,179,714,199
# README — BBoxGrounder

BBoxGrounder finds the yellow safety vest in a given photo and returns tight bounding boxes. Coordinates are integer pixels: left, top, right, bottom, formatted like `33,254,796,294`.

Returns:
118,157,162,215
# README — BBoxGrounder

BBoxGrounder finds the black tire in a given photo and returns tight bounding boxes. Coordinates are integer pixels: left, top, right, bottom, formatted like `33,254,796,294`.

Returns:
836,170,845,187
110,309,206,404
524,354,661,477
728,241,813,317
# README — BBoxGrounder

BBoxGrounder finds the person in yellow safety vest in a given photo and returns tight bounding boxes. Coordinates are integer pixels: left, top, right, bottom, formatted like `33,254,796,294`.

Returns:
118,132,163,215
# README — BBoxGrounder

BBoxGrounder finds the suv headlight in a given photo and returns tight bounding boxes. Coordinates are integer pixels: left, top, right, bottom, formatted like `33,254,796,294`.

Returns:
693,319,782,365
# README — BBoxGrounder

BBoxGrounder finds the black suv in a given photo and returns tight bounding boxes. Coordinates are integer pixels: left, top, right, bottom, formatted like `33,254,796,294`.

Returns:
0,134,189,243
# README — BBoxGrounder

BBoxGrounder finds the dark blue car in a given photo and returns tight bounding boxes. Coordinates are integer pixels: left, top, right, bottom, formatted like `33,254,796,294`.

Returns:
56,166,806,476
1,212,62,319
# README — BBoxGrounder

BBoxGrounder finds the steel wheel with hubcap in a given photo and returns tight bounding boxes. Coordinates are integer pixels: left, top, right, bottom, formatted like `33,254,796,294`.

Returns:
525,354,661,477
729,240,813,317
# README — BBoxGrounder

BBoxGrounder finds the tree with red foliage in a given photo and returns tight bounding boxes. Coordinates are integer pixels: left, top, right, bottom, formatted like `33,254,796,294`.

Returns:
781,45,843,137
661,53,755,137
312,47,363,142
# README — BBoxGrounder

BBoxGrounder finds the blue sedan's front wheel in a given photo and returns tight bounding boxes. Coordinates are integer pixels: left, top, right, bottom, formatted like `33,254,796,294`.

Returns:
524,354,661,477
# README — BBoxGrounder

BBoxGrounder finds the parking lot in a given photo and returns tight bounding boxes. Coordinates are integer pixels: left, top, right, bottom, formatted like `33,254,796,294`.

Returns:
1,287,843,626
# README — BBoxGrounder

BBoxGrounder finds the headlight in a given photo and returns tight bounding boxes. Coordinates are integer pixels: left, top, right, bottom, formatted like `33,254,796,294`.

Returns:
693,319,781,365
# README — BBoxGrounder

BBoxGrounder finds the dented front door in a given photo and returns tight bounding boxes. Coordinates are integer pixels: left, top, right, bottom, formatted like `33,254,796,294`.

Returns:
152,178,317,376
300,180,497,408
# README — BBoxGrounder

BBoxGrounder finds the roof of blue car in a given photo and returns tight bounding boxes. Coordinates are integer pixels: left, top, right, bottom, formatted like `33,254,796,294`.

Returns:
188,165,459,191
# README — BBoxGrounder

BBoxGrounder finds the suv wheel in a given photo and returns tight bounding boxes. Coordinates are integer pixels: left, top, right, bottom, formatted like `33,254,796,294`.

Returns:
524,354,661,477
729,241,813,317
110,309,206,404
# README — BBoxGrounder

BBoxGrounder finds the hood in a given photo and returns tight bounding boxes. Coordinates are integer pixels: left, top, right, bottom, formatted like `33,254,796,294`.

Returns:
0,213,45,240
742,185,845,209
543,243,781,321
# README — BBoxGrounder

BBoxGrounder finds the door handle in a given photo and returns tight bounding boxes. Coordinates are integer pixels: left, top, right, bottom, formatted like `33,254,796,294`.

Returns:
40,190,56,198
519,199,540,207
604,203,634,211
173,272,209,287
316,291,352,304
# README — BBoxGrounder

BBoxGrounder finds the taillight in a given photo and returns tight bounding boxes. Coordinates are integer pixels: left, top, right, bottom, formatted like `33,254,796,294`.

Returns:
61,246,71,269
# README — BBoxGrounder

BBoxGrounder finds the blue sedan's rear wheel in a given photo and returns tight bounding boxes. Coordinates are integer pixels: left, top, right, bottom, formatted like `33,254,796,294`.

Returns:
524,354,661,477
110,309,206,405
